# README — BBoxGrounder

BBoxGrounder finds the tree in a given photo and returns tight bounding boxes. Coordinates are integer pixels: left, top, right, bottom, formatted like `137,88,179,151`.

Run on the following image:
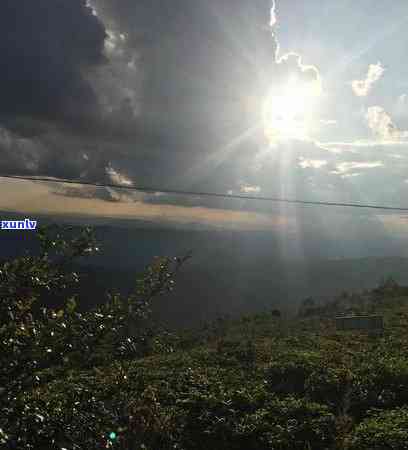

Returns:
0,224,190,449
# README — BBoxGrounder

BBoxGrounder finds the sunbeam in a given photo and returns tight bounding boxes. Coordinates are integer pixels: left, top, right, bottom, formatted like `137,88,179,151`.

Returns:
183,124,263,189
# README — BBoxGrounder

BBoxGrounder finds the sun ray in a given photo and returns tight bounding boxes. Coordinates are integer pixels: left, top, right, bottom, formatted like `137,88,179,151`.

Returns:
183,124,262,189
327,12,408,78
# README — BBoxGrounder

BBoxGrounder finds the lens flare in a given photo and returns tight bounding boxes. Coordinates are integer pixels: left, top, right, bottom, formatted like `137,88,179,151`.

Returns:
109,431,117,441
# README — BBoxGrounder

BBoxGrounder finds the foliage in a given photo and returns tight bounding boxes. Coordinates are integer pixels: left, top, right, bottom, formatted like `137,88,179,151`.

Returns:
179,390,336,450
2,227,408,449
0,225,190,449
266,350,323,395
346,408,408,450
350,356,408,418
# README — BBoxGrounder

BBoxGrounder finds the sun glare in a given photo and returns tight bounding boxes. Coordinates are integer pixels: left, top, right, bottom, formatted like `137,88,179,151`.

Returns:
262,76,321,141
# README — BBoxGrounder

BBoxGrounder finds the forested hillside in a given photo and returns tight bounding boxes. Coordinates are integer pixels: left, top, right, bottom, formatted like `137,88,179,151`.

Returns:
1,226,408,449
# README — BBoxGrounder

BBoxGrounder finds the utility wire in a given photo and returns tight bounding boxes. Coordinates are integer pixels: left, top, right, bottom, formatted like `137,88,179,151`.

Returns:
1,173,408,212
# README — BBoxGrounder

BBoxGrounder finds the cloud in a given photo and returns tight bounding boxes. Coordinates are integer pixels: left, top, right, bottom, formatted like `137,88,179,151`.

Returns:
240,185,261,194
351,62,385,97
0,127,46,174
331,161,383,176
366,106,408,141
105,165,133,186
104,29,126,56
319,140,408,149
270,0,277,27
0,1,278,184
0,0,120,182
320,119,337,126
276,52,322,95
0,0,154,183
298,158,328,169
0,0,329,221
0,0,106,122
86,0,99,17
271,2,321,87
52,182,146,205
0,179,292,232
260,10,322,145
341,172,362,178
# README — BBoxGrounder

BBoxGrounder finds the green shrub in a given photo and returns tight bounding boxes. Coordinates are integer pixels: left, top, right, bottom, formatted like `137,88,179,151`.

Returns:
346,407,408,450
265,351,323,395
179,388,335,450
0,225,189,449
306,365,355,410
350,356,408,418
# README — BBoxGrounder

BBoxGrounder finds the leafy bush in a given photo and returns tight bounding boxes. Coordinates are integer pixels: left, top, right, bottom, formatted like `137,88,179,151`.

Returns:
306,365,355,411
350,356,408,418
346,407,408,450
265,351,323,395
0,225,189,449
178,387,336,450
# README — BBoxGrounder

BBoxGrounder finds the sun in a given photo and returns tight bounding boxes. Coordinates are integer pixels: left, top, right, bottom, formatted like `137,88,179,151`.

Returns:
262,76,321,141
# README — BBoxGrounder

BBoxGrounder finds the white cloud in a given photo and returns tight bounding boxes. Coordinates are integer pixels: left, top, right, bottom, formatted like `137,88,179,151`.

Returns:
319,140,408,149
298,158,328,169
105,165,133,186
104,29,126,56
342,172,362,178
351,62,385,97
270,0,277,27
270,8,322,100
366,106,408,141
316,142,353,154
276,52,322,96
105,187,140,203
266,1,322,145
320,119,337,126
85,0,98,16
263,51,322,144
331,161,383,176
240,185,261,194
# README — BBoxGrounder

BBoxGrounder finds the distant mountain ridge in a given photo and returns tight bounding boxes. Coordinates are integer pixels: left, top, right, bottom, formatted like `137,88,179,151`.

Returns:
1,210,408,327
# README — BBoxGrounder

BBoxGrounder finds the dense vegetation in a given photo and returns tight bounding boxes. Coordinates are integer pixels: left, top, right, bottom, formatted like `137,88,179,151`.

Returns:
1,226,408,449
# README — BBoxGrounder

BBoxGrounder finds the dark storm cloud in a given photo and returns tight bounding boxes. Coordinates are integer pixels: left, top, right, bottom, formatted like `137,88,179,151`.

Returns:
0,0,274,181
0,0,112,178
0,0,106,121
0,0,323,210
89,0,278,169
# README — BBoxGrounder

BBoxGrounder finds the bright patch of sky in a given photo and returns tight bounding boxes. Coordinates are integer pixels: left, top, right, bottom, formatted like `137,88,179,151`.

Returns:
266,0,408,209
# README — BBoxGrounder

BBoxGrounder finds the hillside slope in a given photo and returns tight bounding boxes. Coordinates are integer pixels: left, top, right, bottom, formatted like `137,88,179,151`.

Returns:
5,276,408,449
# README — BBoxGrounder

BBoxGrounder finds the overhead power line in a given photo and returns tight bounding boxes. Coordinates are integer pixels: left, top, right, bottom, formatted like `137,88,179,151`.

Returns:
1,173,408,212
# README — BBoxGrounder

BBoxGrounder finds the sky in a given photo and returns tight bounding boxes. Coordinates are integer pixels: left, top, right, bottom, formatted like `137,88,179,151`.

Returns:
1,0,408,252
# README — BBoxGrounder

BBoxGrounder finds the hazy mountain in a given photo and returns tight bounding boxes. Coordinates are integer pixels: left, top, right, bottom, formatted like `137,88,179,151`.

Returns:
1,211,408,327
